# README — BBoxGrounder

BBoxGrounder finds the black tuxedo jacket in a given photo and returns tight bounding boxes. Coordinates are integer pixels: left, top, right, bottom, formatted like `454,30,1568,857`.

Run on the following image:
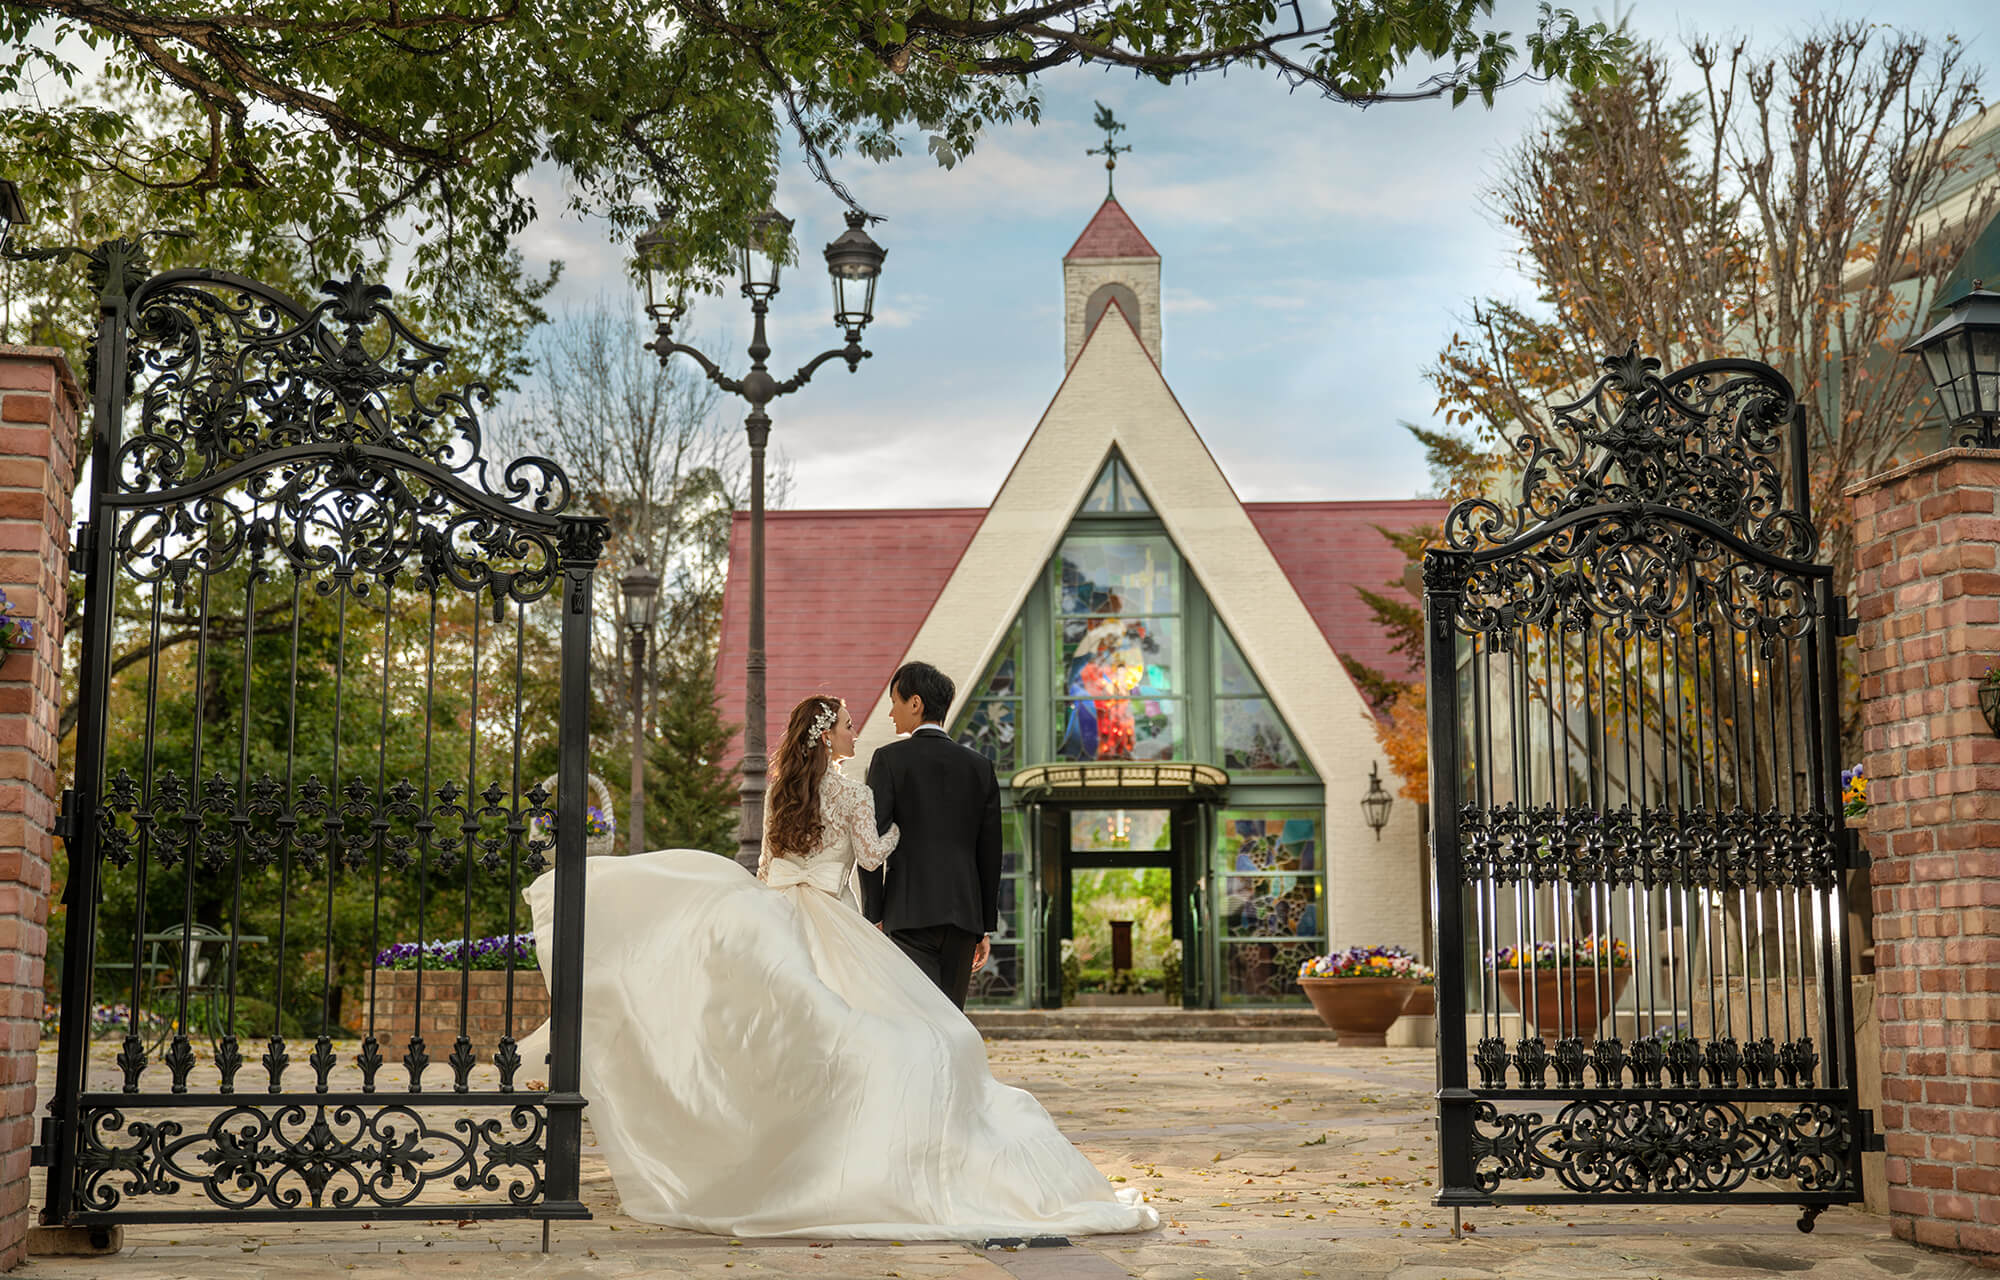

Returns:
860,728,1001,936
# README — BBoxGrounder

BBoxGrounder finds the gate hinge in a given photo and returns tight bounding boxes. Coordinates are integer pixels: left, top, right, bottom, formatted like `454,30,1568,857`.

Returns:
32,1114,59,1167
1858,1108,1886,1153
1831,595,1858,638
1840,825,1870,871
54,788,76,846
67,521,94,577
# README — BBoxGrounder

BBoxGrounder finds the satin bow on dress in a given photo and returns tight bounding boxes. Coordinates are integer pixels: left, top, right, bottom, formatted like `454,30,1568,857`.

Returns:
761,854,850,897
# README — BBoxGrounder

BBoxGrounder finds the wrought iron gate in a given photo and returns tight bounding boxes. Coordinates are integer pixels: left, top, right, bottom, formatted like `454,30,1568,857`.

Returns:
38,257,606,1228
1423,349,1873,1230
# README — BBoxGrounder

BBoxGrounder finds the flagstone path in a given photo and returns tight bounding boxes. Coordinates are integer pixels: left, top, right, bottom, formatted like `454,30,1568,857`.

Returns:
22,1039,1981,1279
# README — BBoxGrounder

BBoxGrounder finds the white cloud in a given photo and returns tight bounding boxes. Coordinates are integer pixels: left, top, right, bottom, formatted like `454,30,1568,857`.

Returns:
1162,288,1216,315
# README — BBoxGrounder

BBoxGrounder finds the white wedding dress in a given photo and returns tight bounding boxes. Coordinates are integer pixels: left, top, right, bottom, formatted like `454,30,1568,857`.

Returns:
516,761,1157,1240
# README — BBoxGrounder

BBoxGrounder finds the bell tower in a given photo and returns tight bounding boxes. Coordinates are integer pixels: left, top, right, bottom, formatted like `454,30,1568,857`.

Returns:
1063,105,1162,369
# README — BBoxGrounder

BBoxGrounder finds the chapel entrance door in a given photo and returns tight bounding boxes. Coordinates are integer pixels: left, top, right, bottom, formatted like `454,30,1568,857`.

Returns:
1014,763,1231,1011
1035,804,1207,1009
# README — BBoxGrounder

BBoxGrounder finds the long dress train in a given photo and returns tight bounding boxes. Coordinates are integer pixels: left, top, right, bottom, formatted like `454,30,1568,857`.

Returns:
516,764,1156,1240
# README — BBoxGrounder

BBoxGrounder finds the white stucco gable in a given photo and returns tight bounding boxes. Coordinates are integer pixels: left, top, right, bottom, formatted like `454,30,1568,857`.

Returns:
853,302,1421,952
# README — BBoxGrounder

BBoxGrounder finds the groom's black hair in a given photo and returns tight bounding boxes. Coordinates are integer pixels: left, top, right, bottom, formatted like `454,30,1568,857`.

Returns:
892,661,955,725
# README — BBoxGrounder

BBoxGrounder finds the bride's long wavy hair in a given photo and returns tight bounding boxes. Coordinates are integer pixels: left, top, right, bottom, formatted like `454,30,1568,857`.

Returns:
764,695,842,861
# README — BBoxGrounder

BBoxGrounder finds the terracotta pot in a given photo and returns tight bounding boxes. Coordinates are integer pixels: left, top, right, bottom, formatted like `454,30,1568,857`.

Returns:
1402,984,1437,1018
1496,966,1632,1043
1298,976,1419,1046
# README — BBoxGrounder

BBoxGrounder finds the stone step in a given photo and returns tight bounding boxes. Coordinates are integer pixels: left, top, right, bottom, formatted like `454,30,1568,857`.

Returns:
967,1007,1338,1041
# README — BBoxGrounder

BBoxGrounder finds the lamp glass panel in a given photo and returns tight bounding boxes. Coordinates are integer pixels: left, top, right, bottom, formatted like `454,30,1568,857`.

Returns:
831,271,877,325
1971,327,2000,378
1945,331,1972,382
1968,330,2000,416
1926,343,1963,420
1977,373,2000,421
1925,343,1954,390
1363,789,1392,827
742,215,789,293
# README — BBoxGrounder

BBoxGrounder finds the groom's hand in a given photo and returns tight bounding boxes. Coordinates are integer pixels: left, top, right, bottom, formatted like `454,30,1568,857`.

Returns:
971,934,990,973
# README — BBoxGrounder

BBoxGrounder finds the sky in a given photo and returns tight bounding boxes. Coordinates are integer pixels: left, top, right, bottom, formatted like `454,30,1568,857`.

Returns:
518,1,1996,512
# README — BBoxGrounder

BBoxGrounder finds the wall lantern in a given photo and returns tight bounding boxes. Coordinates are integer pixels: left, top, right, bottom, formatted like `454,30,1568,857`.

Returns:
1361,762,1394,841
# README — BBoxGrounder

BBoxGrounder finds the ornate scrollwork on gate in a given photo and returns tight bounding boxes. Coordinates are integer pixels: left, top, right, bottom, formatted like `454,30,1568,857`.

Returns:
1444,347,1811,557
1456,803,1838,892
1428,346,1863,1221
91,770,556,881
1467,1098,1853,1196
73,1100,546,1214
110,272,577,614
1440,350,1820,641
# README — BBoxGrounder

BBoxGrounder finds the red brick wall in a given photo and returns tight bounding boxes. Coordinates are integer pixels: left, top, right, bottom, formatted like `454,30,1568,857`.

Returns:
0,346,80,1270
1851,448,2000,1260
366,968,551,1064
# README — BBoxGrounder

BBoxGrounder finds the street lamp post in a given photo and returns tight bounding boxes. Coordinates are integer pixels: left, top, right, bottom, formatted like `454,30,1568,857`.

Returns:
637,207,888,871
619,556,662,857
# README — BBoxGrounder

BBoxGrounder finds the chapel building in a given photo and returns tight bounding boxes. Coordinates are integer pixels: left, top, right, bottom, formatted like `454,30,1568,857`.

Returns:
715,193,1442,1008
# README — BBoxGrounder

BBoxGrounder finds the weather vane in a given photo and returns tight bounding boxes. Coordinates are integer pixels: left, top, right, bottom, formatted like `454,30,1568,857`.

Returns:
1086,102,1132,197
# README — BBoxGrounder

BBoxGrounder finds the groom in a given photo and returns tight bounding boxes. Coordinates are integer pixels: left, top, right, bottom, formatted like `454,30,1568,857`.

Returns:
861,660,1002,1009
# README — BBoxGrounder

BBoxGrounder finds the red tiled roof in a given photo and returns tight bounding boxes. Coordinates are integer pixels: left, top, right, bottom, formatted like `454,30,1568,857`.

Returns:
714,508,985,776
713,499,1449,776
1063,197,1160,261
1244,499,1449,686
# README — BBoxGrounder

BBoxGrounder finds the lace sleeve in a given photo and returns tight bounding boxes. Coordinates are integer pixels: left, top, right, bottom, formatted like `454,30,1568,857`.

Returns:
828,770,898,871
757,796,775,881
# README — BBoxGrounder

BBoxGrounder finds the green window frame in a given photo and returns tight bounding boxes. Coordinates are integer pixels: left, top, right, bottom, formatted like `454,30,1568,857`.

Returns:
1213,809,1326,1004
1212,627,1310,776
953,619,1023,773
967,811,1032,1006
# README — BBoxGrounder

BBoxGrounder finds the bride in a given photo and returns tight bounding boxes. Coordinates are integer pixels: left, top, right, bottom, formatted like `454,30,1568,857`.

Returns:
516,694,1158,1240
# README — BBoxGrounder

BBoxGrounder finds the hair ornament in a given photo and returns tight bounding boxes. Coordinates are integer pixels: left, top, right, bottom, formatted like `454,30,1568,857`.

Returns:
805,699,840,751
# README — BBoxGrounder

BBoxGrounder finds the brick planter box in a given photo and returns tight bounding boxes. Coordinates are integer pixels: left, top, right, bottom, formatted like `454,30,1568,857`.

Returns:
366,968,549,1059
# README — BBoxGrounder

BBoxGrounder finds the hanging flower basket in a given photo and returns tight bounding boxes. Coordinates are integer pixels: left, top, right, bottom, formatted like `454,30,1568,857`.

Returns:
534,773,618,858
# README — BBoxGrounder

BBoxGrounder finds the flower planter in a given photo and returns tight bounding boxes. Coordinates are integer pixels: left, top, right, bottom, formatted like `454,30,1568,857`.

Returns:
1496,966,1631,1043
1298,976,1420,1046
366,968,550,1061
1402,984,1437,1018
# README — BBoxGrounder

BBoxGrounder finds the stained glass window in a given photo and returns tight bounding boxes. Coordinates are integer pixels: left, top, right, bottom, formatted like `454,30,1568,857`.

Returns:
1077,453,1152,515
1215,811,1326,1002
1054,535,1181,762
1213,627,1309,775
1069,808,1172,853
954,619,1021,771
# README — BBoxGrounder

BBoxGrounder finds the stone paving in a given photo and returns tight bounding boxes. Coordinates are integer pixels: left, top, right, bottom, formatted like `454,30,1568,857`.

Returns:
21,1039,1987,1279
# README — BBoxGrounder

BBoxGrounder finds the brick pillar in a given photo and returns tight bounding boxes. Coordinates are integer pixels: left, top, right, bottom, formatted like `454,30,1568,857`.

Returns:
1851,447,2000,1261
0,346,80,1270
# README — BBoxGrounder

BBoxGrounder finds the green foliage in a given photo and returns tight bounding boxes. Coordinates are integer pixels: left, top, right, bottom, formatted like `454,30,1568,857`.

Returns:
646,659,740,854
1340,653,1405,719
81,568,565,1037
1070,866,1172,970
1,2,1626,318
0,82,557,401
1073,966,1166,995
